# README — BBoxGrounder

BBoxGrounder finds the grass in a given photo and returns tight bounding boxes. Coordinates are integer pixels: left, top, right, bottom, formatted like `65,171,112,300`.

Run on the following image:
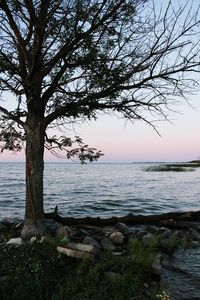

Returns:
145,163,197,172
0,237,162,300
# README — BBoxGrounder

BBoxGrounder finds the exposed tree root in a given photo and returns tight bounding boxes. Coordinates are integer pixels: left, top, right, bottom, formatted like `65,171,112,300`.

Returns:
45,207,200,230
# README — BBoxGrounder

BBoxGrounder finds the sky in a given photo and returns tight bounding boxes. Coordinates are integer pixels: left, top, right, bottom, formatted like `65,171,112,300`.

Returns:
0,0,200,163
1,93,199,163
63,95,200,163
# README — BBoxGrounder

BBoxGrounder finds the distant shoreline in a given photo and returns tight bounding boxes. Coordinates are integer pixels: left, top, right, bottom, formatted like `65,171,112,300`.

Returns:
0,160,199,164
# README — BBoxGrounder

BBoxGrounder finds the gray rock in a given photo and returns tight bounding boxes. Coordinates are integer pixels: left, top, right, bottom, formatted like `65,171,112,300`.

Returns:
188,228,200,241
176,230,186,238
115,222,130,236
45,219,58,233
101,238,116,251
159,234,179,253
191,241,200,248
157,227,172,235
147,226,158,234
83,236,102,249
157,229,172,240
151,254,162,276
136,230,148,238
56,224,71,238
75,229,88,238
109,231,124,245
128,231,137,239
142,233,156,246
66,227,88,240
6,237,22,246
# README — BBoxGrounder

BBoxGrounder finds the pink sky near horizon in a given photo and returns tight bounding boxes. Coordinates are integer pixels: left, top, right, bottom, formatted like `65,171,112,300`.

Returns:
1,94,199,163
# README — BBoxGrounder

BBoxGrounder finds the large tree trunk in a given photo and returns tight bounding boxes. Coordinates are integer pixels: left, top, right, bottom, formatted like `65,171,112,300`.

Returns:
21,115,46,239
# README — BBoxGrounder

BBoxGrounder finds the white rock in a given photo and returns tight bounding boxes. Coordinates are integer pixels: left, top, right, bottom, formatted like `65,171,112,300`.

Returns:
30,237,37,243
30,236,45,243
7,238,22,246
40,236,46,243
57,246,94,260
67,242,100,255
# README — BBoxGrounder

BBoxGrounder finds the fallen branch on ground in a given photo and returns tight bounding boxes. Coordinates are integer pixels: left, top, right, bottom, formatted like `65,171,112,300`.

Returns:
45,207,200,229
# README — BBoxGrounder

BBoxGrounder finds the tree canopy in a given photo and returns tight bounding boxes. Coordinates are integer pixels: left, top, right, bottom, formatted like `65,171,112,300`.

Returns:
0,0,200,156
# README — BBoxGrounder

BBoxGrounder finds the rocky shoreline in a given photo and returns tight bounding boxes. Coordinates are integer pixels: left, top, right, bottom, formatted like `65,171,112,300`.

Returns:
1,216,200,250
1,216,200,299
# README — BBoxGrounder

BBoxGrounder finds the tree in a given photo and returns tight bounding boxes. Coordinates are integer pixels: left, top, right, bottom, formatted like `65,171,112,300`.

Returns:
0,0,200,238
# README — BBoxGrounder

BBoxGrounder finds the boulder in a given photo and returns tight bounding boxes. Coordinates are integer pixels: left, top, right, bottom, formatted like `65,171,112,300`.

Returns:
64,227,88,240
56,224,71,238
188,228,200,241
74,228,88,238
101,238,116,251
114,222,130,236
146,226,158,235
157,227,172,235
142,233,156,247
83,236,102,249
159,234,179,254
109,231,124,245
157,227,172,240
151,254,162,276
136,230,149,238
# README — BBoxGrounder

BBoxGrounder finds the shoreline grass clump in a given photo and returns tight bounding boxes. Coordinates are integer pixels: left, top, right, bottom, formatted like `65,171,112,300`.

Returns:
145,165,195,172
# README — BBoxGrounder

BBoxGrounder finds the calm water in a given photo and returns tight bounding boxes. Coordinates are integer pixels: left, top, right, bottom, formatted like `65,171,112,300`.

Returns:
0,162,200,219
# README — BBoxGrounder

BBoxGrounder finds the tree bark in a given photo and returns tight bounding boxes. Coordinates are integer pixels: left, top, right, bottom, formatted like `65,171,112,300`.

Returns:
45,208,200,227
21,115,46,239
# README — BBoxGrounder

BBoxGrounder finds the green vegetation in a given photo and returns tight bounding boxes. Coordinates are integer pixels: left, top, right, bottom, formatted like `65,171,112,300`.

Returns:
145,164,200,172
0,238,162,300
159,236,180,254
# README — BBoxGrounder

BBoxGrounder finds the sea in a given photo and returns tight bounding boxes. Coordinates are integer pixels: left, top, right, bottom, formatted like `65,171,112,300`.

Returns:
0,162,200,219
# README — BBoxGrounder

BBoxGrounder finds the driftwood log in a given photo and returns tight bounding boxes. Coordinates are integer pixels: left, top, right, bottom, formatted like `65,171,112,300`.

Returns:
45,207,200,230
